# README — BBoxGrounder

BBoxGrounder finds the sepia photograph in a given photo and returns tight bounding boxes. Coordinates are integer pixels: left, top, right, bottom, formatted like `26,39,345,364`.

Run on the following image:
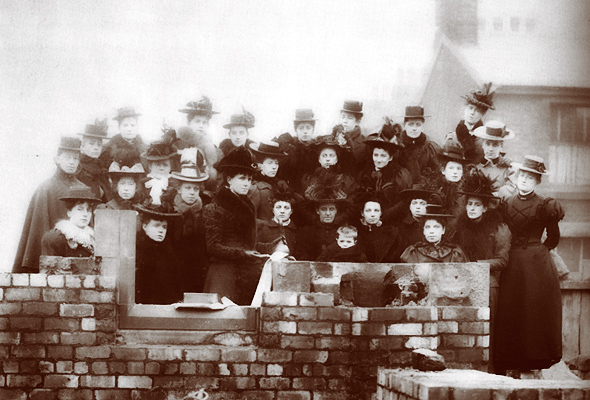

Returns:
0,0,589,398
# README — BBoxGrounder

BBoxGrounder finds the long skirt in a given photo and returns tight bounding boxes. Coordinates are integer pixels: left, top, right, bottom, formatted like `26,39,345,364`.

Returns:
493,243,562,372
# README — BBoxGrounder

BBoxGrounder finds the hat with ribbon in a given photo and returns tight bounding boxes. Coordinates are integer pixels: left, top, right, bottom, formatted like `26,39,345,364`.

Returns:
59,185,102,204
440,137,467,163
214,146,258,174
178,96,219,118
58,136,82,152
341,100,363,116
294,109,317,124
223,108,255,129
458,168,498,200
364,118,405,152
512,155,548,176
113,107,142,121
401,106,430,121
249,141,288,162
473,120,515,141
108,161,145,177
78,117,109,140
171,147,209,182
463,82,495,111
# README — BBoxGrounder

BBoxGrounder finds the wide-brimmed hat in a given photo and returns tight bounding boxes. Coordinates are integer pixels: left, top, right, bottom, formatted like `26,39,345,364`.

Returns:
78,118,109,140
214,146,258,174
249,141,288,162
473,120,515,141
141,128,179,162
113,107,142,121
294,109,317,124
178,96,219,118
440,137,466,163
401,105,430,121
305,183,348,204
171,147,209,182
341,100,363,116
400,185,440,203
58,136,82,152
364,119,404,152
59,185,101,204
462,82,495,111
421,204,454,219
134,198,180,219
223,109,255,129
108,161,145,178
458,168,498,200
512,155,548,176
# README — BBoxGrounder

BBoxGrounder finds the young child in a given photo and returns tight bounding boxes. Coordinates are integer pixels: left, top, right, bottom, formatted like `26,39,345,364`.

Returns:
98,153,145,211
99,107,147,169
170,148,210,294
41,186,101,258
338,100,367,165
138,128,179,204
134,194,181,305
248,141,289,221
398,105,441,182
77,118,112,202
257,190,298,255
219,108,255,156
473,120,516,197
400,205,469,263
14,137,86,273
317,225,368,262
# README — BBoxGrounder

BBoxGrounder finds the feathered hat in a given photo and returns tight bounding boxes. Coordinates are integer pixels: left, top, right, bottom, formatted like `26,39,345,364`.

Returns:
304,174,348,204
399,168,443,204
178,96,219,118
141,126,180,161
78,117,109,140
458,167,498,199
249,141,288,163
223,107,255,129
214,146,258,174
462,82,495,111
364,117,404,152
113,107,142,121
108,148,145,179
134,189,180,219
440,137,466,163
171,147,209,182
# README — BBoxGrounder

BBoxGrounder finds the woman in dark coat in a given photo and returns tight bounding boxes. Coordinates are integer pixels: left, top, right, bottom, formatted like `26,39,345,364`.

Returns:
203,147,278,305
77,120,112,202
494,156,565,376
99,107,147,169
97,154,145,211
257,190,298,254
218,110,256,157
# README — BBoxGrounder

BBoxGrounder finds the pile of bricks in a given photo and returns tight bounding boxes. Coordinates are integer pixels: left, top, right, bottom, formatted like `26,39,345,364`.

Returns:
0,273,490,400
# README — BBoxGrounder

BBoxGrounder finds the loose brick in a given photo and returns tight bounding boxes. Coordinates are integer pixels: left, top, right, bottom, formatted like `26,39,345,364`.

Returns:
12,274,30,286
298,321,333,335
318,308,351,321
146,347,182,361
387,323,423,336
60,332,96,346
44,374,79,388
46,275,64,288
259,377,290,390
294,350,329,363
11,345,45,358
184,348,220,361
59,304,94,318
0,273,11,286
220,348,256,362
80,375,115,388
42,289,77,303
118,376,152,389
47,346,74,359
0,332,21,345
405,336,438,349
263,291,298,306
277,392,311,400
368,308,405,322
7,374,43,387
443,334,476,348
75,346,111,359
22,332,59,345
29,388,57,400
299,293,333,307
257,349,293,363
5,288,41,301
281,335,315,349
44,318,79,332
292,377,327,390
282,307,318,321
10,317,43,331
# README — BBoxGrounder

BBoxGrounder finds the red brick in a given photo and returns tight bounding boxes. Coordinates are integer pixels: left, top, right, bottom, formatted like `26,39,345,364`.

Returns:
179,362,196,374
298,321,333,335
60,332,96,345
315,337,351,349
22,303,58,316
328,351,350,364
220,348,256,362
9,317,43,331
144,362,160,375
282,307,318,321
59,304,94,317
3,360,19,373
42,289,77,302
109,361,126,374
219,377,256,390
5,288,41,301
293,377,327,390
0,389,27,400
80,375,115,388
38,360,54,374
22,332,59,345
443,334,476,348
405,307,437,322
94,389,132,400
57,389,92,400
0,332,21,345
354,322,386,336
95,319,117,333
249,363,266,376
0,317,8,329
29,389,57,400
182,377,220,391
369,337,405,350
75,346,112,359
112,347,147,361
118,376,152,389
44,318,79,332
184,348,220,361
196,363,216,376
163,363,178,375
260,307,282,320
459,322,489,334
44,374,79,388
281,335,315,349
19,359,40,373
328,378,348,390
334,323,352,335
441,307,479,321
152,376,184,389
126,362,144,375
299,293,333,306
257,349,293,363
313,392,349,400
11,345,45,358
318,308,351,321
6,374,43,387
456,348,486,363
92,361,109,374
94,304,116,319
294,350,329,363
0,303,22,315
47,345,74,359
277,392,311,400
368,308,406,321
259,377,290,390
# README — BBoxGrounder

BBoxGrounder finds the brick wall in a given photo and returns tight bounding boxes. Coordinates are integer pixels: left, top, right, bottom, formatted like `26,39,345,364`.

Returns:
0,273,489,400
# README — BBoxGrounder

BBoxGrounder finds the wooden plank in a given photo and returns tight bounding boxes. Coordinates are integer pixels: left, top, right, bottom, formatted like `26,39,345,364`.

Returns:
94,210,120,257
582,259,590,281
562,291,581,359
580,291,590,355
560,279,590,290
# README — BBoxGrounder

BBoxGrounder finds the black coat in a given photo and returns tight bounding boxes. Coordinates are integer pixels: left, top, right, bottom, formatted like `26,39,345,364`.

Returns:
40,221,94,258
273,133,318,192
399,132,441,182
99,134,147,169
317,243,368,263
296,221,339,261
257,219,298,255
218,138,255,157
76,154,112,202
356,223,404,263
357,162,412,209
454,120,484,164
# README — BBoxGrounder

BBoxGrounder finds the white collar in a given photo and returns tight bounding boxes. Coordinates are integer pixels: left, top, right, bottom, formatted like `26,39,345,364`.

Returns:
55,220,95,250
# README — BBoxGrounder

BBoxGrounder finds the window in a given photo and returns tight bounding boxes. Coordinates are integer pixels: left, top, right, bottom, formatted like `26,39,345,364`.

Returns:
95,210,257,331
551,104,590,143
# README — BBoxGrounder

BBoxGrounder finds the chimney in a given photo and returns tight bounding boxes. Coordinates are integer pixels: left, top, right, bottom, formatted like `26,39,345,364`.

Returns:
436,0,478,46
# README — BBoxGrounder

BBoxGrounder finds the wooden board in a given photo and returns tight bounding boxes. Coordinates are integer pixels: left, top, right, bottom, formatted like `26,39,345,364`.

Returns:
562,290,581,360
580,291,590,355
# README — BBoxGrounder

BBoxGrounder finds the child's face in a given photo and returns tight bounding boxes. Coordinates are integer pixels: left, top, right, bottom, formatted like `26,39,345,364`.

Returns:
227,173,252,195
179,182,201,205
517,170,539,193
67,202,93,229
482,140,503,161
442,161,463,183
423,219,445,244
81,137,103,159
463,104,484,125
117,176,137,200
55,150,80,175
337,235,355,249
372,148,393,170
317,203,337,224
319,148,338,168
404,118,424,139
362,201,382,225
340,111,359,133
143,219,168,242
149,160,171,178
189,115,210,136
229,126,248,147
119,117,138,140
466,197,487,220
296,122,314,143
409,199,427,218
259,157,279,177
273,201,292,222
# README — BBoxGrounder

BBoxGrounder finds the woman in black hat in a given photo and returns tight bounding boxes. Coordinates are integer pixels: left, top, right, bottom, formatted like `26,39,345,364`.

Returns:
437,137,469,230
138,128,180,204
77,118,112,202
203,147,279,305
257,189,298,256
99,107,147,170
41,185,101,258
338,100,367,165
97,151,145,211
494,156,564,376
219,109,256,156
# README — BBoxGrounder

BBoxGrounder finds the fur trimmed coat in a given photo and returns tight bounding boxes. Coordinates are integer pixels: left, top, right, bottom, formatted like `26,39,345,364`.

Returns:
13,169,86,273
99,134,147,169
41,220,94,258
76,154,112,202
399,132,441,182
